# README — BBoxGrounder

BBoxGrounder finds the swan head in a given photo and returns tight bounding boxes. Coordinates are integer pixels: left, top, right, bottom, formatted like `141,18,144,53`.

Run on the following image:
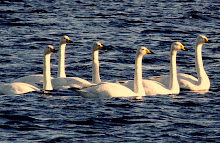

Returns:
196,35,212,44
59,35,73,44
44,45,57,55
137,46,154,56
92,42,103,51
171,42,186,52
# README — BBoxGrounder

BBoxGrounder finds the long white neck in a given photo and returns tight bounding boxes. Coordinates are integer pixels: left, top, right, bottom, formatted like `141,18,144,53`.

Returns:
92,50,101,84
134,53,145,96
169,50,179,92
58,43,66,78
195,43,209,84
43,53,53,90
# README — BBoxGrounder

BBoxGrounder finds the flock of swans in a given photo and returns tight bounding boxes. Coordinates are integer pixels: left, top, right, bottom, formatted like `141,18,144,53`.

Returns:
0,35,214,98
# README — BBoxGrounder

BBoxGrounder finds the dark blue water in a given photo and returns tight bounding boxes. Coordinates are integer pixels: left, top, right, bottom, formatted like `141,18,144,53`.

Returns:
0,0,220,142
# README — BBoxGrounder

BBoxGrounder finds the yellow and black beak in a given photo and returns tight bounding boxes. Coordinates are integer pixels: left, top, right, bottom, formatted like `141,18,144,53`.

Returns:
145,49,154,54
204,37,214,43
66,39,74,43
180,45,187,51
51,47,58,53
98,44,103,50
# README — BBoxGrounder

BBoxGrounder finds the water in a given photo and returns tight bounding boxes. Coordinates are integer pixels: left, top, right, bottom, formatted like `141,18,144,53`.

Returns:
0,0,220,142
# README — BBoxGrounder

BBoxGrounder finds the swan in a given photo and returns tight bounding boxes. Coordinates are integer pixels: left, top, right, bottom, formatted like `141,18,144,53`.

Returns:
58,35,73,78
149,35,212,91
43,45,57,91
51,42,104,89
77,46,154,98
0,45,56,95
92,41,103,84
119,42,186,95
13,35,73,87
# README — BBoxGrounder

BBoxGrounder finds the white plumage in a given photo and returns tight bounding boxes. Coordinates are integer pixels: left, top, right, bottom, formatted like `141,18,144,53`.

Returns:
78,47,153,98
120,42,186,95
149,35,212,91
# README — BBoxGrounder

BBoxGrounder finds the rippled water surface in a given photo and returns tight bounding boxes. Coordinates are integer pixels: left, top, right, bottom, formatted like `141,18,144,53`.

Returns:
0,0,220,142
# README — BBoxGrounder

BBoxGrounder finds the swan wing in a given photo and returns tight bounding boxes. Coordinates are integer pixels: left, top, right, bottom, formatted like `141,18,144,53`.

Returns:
52,77,93,90
13,74,44,87
0,82,40,95
79,82,137,98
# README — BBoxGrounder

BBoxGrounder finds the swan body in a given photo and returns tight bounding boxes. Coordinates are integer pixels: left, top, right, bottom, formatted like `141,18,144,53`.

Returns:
52,42,103,90
78,47,153,98
120,42,186,95
0,45,56,95
149,35,211,91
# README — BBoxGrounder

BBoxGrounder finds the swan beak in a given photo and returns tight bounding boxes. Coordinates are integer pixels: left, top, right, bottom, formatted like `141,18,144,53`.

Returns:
204,38,216,43
145,49,154,54
98,44,103,50
180,45,186,51
101,45,114,50
66,39,74,43
205,40,214,43
51,48,58,53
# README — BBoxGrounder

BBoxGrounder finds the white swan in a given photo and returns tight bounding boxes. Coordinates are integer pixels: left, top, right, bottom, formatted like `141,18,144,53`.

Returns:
120,42,186,95
12,35,72,87
0,45,56,95
43,45,57,91
78,46,154,98
92,42,103,84
51,42,104,89
58,35,73,78
149,35,212,91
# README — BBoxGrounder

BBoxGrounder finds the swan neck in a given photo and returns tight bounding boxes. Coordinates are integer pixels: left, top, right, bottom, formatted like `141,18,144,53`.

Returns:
195,43,209,83
92,50,101,84
43,53,53,90
169,50,179,90
134,53,144,96
58,43,66,78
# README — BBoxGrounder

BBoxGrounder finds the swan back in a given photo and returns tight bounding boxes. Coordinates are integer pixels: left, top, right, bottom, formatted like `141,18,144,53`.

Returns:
0,82,40,95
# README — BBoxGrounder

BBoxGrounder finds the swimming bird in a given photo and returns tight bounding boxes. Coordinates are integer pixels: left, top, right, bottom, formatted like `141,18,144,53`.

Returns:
0,45,57,95
92,41,103,84
43,45,57,91
51,42,104,89
12,35,73,87
149,35,213,91
78,46,154,98
120,42,186,95
57,35,73,78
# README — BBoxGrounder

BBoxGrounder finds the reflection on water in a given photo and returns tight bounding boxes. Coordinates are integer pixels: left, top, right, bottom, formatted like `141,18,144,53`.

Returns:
0,0,219,142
